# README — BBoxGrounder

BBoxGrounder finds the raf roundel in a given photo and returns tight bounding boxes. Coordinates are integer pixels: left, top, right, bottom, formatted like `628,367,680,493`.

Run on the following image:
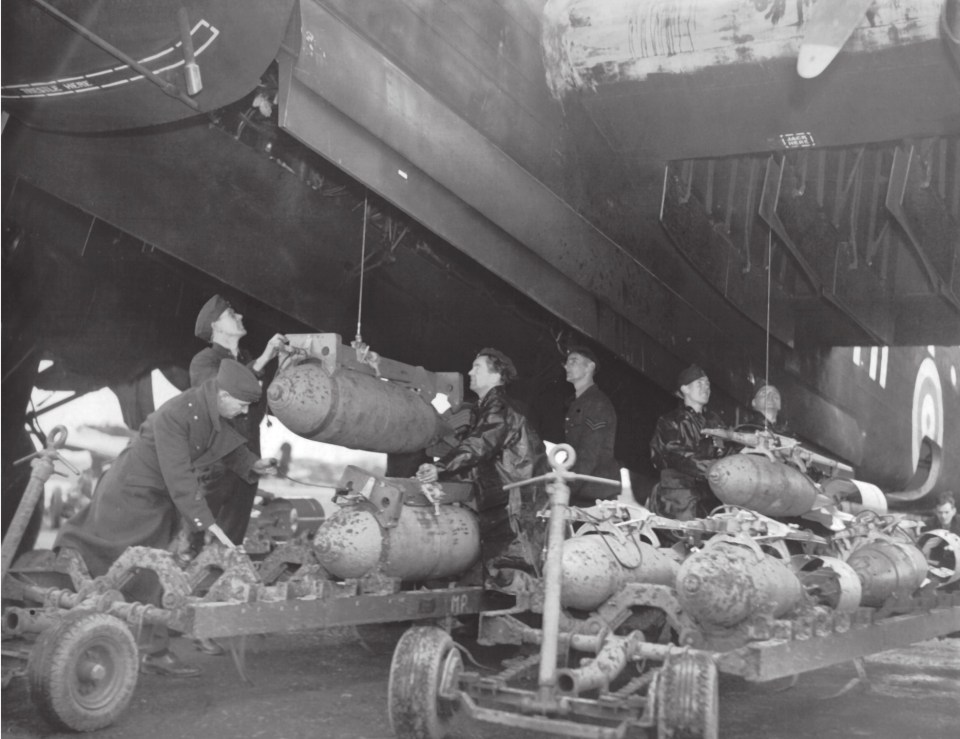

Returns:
911,356,944,469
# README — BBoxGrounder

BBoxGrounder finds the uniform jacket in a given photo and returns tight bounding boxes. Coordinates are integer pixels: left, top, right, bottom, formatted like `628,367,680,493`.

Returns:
564,384,619,502
436,385,545,511
56,379,260,576
650,403,727,487
189,342,266,448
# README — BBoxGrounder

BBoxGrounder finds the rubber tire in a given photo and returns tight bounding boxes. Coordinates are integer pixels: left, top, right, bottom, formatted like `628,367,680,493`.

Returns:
656,652,719,739
388,626,462,739
28,610,139,732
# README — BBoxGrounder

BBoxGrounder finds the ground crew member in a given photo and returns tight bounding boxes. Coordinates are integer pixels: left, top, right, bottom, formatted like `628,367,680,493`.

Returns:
562,345,620,505
416,348,546,585
649,364,727,520
741,383,791,436
925,491,960,536
56,360,277,677
190,295,287,545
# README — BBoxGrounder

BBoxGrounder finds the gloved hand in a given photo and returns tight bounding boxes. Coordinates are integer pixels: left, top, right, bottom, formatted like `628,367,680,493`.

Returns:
416,463,439,484
172,528,205,566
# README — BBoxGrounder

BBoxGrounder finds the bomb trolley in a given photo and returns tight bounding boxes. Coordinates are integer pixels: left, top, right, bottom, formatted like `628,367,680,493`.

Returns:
2,335,495,733
2,451,499,733
386,445,960,739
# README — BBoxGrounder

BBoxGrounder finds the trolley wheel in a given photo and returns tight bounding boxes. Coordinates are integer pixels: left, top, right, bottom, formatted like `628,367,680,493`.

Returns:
28,610,139,732
656,652,718,739
388,625,463,739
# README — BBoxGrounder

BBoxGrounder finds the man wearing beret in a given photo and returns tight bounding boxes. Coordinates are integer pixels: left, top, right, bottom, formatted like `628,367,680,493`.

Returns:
562,345,620,505
416,348,547,584
56,360,277,676
189,295,287,547
649,364,727,520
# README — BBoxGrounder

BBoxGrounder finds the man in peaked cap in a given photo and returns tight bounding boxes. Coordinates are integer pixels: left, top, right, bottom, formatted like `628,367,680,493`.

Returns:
648,364,728,520
417,348,547,585
57,360,278,677
562,345,620,505
189,295,288,550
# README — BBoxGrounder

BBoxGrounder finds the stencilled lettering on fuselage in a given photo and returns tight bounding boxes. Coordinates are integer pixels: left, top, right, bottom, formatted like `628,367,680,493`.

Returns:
1,20,219,100
851,346,889,388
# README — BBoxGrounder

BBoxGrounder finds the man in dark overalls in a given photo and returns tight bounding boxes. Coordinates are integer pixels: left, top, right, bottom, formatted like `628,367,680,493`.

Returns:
416,348,547,584
649,364,727,520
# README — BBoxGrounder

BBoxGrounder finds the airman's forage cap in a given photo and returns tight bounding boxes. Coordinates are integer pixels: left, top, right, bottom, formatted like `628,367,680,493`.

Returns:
567,345,599,370
217,359,261,402
194,295,230,341
676,364,707,391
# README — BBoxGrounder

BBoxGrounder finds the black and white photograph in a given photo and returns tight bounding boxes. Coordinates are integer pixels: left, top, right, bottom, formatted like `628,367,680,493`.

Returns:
3,1,959,737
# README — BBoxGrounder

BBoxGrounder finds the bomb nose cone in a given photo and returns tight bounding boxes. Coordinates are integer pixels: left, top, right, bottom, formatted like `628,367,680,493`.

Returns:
267,374,292,407
312,509,382,578
706,459,728,485
706,455,742,495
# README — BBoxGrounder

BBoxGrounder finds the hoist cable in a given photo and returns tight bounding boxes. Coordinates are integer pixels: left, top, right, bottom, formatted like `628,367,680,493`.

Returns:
355,192,369,343
761,160,782,433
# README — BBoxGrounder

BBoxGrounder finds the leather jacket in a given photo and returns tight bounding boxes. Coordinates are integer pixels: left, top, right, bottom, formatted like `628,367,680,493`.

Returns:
649,403,727,485
436,385,545,511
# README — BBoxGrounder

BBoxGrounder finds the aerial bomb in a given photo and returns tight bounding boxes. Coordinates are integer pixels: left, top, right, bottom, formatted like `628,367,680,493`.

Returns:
313,502,480,581
267,361,442,453
675,538,802,628
560,530,680,610
707,454,819,517
845,539,928,606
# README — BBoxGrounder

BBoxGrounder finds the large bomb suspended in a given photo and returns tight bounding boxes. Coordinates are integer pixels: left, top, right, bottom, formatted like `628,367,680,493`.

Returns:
267,334,463,453
560,526,680,610
313,467,481,582
675,536,802,628
707,454,820,517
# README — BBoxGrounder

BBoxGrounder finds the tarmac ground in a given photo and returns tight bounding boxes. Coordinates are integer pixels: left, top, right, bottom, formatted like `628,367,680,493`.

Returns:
2,624,958,739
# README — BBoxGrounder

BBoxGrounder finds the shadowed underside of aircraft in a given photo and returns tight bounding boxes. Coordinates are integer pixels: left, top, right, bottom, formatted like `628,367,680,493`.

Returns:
3,0,960,540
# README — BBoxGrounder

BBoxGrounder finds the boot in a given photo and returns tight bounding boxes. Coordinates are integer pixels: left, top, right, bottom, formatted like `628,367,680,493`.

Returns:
140,649,202,678
193,637,226,656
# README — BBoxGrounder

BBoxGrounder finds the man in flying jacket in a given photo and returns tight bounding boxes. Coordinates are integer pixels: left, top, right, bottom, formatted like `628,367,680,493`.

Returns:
416,348,547,584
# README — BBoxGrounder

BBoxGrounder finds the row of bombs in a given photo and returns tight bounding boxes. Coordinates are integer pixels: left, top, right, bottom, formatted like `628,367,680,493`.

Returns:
308,474,957,630
267,358,955,628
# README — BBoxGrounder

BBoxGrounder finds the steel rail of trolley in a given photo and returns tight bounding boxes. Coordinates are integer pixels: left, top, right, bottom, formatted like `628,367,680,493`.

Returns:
1,429,497,732
2,536,498,732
